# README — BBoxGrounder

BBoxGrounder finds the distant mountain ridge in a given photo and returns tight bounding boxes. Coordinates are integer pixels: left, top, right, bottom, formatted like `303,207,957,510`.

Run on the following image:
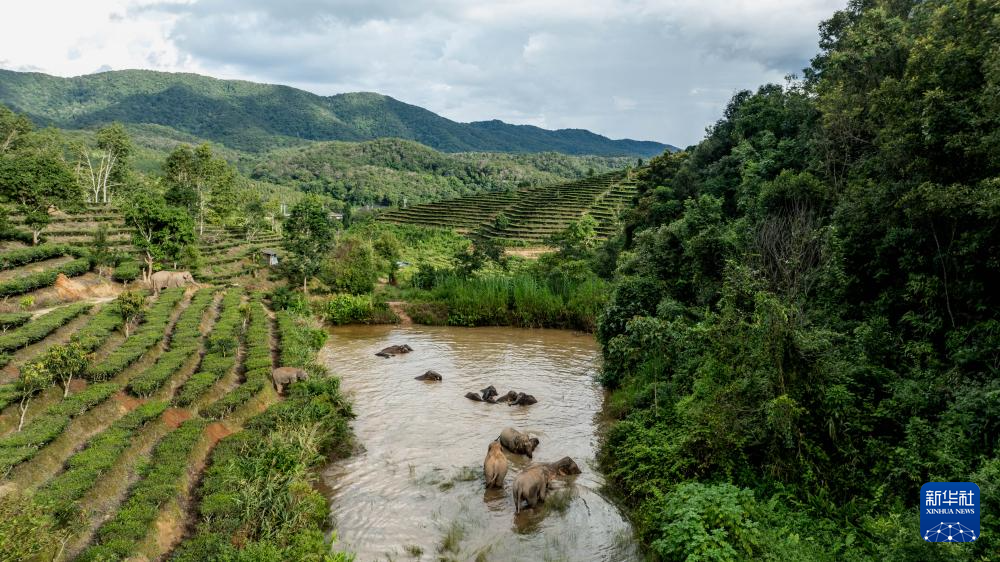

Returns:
0,69,673,157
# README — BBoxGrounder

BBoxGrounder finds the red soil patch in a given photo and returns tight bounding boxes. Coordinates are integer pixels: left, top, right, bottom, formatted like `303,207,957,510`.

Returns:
205,421,233,446
162,408,192,428
55,274,87,300
113,391,144,412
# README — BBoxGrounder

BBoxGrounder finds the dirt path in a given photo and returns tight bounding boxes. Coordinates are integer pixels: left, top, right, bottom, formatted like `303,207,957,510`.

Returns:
387,301,412,325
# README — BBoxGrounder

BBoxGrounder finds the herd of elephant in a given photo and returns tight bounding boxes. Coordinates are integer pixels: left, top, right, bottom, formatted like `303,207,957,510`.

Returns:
487,428,582,513
376,342,580,514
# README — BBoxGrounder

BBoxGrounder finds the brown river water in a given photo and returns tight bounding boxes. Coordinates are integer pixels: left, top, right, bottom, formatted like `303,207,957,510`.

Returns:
318,325,640,562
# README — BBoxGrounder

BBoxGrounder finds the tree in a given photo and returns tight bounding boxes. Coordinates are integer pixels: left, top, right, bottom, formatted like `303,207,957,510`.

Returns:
0,150,81,245
90,224,115,277
38,342,89,398
115,290,146,338
0,104,33,154
282,196,337,294
164,143,237,236
77,123,133,204
123,191,196,281
16,362,53,432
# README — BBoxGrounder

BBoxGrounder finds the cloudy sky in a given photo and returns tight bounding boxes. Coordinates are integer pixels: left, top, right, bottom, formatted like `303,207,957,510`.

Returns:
0,0,845,147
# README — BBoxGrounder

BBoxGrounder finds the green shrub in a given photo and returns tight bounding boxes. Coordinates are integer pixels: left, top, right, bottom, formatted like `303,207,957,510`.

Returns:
86,288,184,381
0,312,32,331
0,382,119,474
403,301,449,325
176,378,352,557
112,259,141,282
78,419,207,562
0,302,92,353
35,400,167,524
317,293,397,325
0,257,91,298
276,311,326,368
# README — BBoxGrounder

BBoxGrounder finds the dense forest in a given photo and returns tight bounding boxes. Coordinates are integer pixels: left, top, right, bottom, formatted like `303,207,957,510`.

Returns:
595,0,999,559
0,69,672,156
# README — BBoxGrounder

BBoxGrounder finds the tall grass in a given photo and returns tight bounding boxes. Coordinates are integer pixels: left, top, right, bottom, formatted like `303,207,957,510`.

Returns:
411,272,608,331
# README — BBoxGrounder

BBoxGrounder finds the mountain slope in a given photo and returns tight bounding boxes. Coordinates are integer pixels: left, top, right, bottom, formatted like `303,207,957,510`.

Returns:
0,69,672,157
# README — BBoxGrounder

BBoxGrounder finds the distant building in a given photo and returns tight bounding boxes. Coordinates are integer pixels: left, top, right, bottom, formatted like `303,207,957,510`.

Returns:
261,249,281,266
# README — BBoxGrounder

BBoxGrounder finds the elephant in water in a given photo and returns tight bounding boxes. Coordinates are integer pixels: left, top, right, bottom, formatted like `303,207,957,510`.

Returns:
498,427,540,459
512,457,582,513
376,344,413,358
149,270,198,295
272,367,308,395
415,370,442,381
483,441,508,489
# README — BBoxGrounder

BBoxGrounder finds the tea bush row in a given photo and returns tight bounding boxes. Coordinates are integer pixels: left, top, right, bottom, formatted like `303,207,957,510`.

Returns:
70,303,125,352
0,382,120,474
86,288,184,381
0,257,91,298
0,312,32,331
199,296,270,418
0,302,92,353
126,289,216,397
35,400,167,524
173,290,243,407
77,418,207,562
0,244,83,270
276,310,327,368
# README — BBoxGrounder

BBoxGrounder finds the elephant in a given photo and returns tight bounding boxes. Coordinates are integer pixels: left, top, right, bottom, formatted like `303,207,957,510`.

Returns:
415,370,442,381
530,456,582,476
376,344,413,358
480,385,499,402
149,270,198,295
465,391,484,401
494,390,519,403
498,427,540,459
272,366,308,395
483,441,508,489
512,465,551,514
508,392,537,406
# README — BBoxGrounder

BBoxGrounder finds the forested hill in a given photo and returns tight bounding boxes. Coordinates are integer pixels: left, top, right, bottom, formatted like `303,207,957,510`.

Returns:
0,69,672,156
249,138,632,206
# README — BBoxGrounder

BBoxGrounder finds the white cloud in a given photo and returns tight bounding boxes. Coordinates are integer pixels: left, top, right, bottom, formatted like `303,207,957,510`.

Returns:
0,0,847,146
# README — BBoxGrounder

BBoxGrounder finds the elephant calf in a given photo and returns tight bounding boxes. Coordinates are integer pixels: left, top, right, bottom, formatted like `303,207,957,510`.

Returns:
272,366,308,395
376,344,413,358
483,441,508,489
415,370,442,381
498,427,540,459
529,456,582,476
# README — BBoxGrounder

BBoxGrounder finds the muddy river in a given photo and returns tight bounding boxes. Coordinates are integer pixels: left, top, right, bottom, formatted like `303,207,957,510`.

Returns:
318,325,639,562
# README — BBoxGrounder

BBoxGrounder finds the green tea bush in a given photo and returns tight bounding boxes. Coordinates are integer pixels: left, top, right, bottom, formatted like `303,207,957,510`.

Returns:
35,400,167,524
127,289,215,397
199,297,270,418
111,259,141,283
69,304,124,352
276,311,326,368
0,244,81,270
0,382,119,474
77,419,207,562
174,290,243,407
0,257,91,297
0,302,92,353
0,312,32,331
86,288,184,381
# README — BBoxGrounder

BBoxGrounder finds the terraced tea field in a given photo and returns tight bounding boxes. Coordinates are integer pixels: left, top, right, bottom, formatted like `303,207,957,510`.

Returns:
1,205,282,304
378,171,637,244
0,286,350,561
